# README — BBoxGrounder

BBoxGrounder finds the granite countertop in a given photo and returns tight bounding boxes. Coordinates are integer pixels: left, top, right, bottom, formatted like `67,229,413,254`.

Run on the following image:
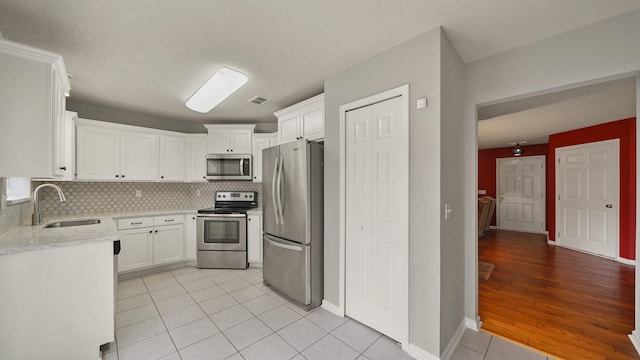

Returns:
0,209,198,255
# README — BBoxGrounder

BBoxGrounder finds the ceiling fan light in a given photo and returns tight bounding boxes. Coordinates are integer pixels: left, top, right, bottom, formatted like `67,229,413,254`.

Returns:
186,67,248,113
512,143,524,156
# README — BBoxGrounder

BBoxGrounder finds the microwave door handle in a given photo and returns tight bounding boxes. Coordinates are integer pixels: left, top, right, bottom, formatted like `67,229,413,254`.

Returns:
277,155,284,224
272,157,280,224
239,159,244,176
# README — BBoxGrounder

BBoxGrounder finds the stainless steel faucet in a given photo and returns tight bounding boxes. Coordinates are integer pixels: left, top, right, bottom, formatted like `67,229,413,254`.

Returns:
32,183,66,225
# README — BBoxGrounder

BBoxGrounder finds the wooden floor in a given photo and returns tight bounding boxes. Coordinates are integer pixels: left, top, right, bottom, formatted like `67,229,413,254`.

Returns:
478,230,637,360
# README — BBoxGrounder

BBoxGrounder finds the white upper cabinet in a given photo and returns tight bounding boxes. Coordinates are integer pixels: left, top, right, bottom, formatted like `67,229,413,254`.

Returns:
76,123,121,180
252,133,277,183
185,135,207,182
204,125,255,154
275,93,324,144
159,135,185,181
0,39,71,178
76,119,158,181
120,132,158,181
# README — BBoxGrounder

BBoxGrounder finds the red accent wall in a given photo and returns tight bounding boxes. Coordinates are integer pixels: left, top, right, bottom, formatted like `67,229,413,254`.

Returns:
478,144,548,225
548,118,636,260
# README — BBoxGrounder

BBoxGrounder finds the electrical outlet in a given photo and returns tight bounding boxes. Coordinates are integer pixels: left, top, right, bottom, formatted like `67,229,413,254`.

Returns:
135,190,142,198
196,189,202,197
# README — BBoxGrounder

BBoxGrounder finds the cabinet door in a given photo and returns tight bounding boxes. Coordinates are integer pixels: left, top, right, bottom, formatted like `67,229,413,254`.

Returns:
247,213,262,265
230,130,252,153
159,135,185,181
185,213,198,261
207,129,232,153
251,135,275,183
300,102,324,141
189,138,207,181
76,125,120,180
119,228,154,272
120,132,158,180
278,112,299,144
51,74,67,178
154,225,184,265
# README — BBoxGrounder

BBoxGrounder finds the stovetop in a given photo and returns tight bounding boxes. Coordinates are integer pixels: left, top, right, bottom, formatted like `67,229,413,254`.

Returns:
198,191,258,215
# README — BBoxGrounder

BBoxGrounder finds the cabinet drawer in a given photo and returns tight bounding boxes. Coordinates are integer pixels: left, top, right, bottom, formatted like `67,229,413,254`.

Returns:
118,217,153,230
154,214,184,226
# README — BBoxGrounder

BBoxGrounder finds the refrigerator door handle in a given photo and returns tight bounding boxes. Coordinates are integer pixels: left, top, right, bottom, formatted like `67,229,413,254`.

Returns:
272,156,280,224
265,237,302,252
276,155,284,224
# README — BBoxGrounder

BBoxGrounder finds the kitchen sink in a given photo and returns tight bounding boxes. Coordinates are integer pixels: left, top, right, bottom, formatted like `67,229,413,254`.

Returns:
45,219,101,228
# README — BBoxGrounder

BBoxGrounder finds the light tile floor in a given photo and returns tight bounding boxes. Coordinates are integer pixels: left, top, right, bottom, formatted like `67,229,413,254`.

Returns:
104,267,552,360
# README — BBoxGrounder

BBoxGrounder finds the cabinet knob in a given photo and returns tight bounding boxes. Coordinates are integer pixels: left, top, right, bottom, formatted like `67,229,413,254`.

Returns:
155,230,158,233
60,166,67,171
161,176,164,179
149,230,152,234
202,176,206,179
121,175,125,178
192,217,196,220
115,175,119,178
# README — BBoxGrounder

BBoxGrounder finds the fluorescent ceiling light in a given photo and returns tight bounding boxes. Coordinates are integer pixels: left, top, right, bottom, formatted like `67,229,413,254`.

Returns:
186,67,248,113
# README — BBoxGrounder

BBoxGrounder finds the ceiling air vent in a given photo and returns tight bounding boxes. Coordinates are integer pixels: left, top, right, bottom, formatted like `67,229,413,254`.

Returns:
248,96,269,105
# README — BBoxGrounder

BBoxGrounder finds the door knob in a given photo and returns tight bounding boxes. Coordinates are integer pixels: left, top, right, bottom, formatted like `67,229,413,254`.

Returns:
606,204,613,208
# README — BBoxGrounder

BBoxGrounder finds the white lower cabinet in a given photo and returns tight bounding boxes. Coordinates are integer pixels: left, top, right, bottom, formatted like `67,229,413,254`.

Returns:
185,213,198,262
247,211,262,267
117,214,184,273
119,228,154,272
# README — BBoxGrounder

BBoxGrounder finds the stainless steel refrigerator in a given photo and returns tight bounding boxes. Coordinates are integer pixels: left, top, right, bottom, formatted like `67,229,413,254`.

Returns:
262,139,323,309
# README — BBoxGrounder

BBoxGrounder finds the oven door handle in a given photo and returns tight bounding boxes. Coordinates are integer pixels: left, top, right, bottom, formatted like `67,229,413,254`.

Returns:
272,156,280,224
197,214,247,218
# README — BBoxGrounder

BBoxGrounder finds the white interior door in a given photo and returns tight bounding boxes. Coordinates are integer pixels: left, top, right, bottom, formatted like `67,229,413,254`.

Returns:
497,156,546,233
556,140,619,258
345,95,407,342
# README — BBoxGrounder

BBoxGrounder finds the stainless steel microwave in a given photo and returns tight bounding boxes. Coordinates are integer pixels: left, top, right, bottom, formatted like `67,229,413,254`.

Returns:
206,154,252,181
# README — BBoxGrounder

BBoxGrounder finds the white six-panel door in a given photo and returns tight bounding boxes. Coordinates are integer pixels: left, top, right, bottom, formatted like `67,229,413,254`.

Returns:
556,140,619,258
345,95,407,342
497,156,546,233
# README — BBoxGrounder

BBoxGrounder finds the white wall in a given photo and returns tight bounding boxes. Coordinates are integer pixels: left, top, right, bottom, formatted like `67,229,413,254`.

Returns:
463,8,640,332
324,27,445,355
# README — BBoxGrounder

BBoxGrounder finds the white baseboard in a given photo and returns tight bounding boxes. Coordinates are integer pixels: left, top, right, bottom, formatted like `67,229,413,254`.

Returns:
630,330,640,355
321,300,343,316
440,319,467,360
465,316,482,331
617,257,636,266
406,343,438,360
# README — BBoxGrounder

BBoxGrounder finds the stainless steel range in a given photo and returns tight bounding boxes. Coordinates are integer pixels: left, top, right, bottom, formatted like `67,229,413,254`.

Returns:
196,191,257,269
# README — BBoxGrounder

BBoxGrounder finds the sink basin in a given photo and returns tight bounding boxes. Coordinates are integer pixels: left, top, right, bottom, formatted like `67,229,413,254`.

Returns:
45,219,101,228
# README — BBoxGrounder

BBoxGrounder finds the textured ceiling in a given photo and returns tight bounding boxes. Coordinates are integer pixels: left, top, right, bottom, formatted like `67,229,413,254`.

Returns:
478,77,637,149
0,0,639,128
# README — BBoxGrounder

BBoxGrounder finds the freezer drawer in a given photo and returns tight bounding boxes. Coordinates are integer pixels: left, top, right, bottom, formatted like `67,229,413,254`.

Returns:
263,234,310,305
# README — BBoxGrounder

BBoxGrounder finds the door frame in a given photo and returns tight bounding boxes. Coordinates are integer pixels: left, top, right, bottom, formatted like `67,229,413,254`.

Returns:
555,138,620,259
496,155,547,233
337,84,409,348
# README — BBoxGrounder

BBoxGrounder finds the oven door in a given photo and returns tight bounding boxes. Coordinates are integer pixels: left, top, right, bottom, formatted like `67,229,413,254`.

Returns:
197,215,247,251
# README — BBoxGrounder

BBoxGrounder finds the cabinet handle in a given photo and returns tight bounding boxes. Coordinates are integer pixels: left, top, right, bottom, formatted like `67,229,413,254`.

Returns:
60,166,67,171
131,222,143,225
164,219,174,222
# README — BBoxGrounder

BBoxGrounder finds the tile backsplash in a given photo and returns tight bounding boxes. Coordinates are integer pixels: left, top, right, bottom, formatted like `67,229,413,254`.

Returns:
32,181,262,217
0,201,32,236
